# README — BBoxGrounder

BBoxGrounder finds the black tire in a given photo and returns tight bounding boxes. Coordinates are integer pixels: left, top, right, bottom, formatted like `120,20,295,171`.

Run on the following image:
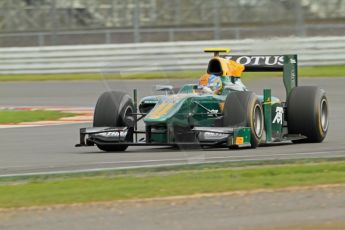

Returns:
93,91,134,152
287,86,328,143
223,91,264,148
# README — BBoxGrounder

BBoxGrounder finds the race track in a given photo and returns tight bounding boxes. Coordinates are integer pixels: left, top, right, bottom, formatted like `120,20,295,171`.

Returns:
0,77,344,176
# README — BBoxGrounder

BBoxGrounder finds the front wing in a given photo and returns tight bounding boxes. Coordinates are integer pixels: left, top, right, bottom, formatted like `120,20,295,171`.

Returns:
75,126,252,148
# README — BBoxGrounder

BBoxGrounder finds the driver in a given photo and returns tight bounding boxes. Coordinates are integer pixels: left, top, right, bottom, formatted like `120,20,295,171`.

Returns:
198,59,247,94
198,73,223,94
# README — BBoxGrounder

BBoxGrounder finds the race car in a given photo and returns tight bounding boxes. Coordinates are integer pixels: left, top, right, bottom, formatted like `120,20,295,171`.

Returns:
76,48,329,151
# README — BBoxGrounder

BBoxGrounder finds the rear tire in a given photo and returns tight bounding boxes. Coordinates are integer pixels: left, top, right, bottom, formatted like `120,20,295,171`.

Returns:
93,91,134,152
223,91,264,148
287,86,328,143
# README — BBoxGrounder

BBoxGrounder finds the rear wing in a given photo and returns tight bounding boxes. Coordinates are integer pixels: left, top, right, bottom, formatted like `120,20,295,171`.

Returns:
222,54,298,98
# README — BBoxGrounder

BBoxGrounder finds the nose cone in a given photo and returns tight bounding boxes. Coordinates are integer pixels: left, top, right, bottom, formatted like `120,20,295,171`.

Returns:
144,94,188,124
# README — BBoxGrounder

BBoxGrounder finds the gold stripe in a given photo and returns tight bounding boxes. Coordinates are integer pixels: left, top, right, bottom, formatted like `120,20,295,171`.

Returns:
147,101,174,119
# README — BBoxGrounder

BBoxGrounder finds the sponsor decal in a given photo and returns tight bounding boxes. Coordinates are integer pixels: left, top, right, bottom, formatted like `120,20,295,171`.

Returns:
97,132,120,137
97,131,128,140
290,58,297,81
204,132,228,139
235,136,244,145
225,55,284,66
144,100,158,104
272,107,284,124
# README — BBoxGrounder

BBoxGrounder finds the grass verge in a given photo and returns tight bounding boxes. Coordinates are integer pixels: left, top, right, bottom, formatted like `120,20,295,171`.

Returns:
1,159,345,208
0,110,76,124
0,65,344,81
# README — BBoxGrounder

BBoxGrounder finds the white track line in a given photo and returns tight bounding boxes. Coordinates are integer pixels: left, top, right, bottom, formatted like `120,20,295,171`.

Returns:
0,149,344,178
88,148,345,165
2,148,344,170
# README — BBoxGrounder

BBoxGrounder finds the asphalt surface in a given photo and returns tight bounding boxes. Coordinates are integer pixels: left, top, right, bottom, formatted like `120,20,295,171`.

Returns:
0,77,344,176
1,185,345,230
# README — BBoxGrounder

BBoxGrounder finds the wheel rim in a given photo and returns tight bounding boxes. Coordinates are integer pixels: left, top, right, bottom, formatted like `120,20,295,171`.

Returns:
253,104,263,137
320,99,328,132
122,106,133,126
124,106,132,117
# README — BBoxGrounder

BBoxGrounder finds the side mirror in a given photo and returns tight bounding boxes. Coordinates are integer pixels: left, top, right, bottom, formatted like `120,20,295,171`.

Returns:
155,85,174,95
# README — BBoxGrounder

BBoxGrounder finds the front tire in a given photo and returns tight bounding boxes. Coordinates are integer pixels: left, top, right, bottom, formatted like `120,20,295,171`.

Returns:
93,91,134,152
223,91,264,148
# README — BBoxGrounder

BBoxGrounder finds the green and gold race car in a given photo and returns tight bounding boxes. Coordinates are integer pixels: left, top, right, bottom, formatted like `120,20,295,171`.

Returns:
76,48,329,152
